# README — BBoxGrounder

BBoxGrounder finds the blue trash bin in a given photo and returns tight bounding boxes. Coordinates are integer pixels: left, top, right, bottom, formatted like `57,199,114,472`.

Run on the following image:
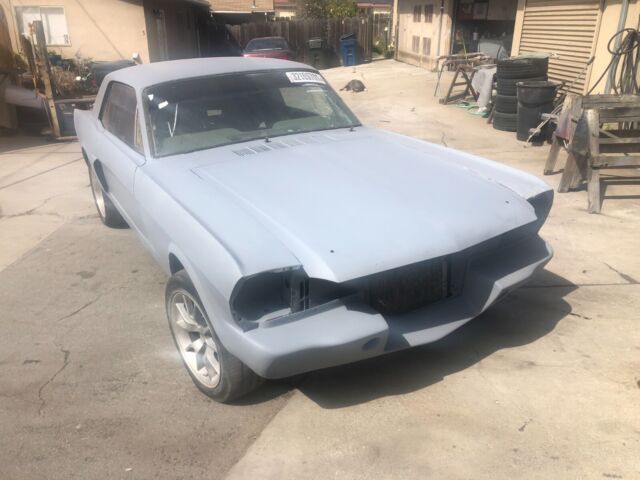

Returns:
340,33,357,66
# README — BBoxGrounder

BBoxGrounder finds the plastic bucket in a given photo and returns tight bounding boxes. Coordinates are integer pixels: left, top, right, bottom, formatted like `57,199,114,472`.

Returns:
515,81,559,141
516,81,559,106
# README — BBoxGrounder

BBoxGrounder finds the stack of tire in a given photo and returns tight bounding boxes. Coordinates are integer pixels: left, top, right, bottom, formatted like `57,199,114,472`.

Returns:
493,56,549,132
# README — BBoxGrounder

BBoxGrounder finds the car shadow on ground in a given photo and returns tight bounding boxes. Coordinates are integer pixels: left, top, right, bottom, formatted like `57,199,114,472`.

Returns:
291,269,576,409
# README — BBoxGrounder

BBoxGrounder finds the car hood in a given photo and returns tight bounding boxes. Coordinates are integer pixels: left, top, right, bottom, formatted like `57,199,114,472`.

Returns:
190,129,541,282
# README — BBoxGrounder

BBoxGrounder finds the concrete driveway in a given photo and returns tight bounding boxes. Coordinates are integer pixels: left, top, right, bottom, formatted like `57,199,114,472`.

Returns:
1,60,639,479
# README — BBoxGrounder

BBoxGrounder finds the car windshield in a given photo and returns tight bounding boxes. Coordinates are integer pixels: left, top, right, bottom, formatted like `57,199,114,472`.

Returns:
144,70,360,157
246,38,288,51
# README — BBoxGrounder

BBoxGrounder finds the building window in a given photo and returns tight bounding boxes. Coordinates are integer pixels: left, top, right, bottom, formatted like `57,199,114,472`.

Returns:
422,37,431,56
413,5,422,22
424,4,434,23
15,6,70,45
412,35,420,53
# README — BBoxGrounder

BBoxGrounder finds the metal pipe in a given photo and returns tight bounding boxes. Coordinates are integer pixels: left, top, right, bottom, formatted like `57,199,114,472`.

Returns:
605,0,630,93
436,0,445,56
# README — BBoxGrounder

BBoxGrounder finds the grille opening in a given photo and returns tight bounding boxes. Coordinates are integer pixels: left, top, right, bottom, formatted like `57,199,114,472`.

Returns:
366,257,452,315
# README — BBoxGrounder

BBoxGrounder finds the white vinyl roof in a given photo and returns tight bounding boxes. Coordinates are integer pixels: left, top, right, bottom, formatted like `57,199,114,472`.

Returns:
104,57,313,90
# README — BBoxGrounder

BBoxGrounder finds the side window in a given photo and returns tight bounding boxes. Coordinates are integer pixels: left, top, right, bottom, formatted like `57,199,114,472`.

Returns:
100,82,140,152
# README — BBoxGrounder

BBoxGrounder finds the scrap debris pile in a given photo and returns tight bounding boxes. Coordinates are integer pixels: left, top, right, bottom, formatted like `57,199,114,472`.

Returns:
435,28,640,214
437,28,640,146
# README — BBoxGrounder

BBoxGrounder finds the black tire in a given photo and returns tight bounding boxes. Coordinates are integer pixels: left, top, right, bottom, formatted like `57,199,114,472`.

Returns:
165,270,262,402
87,160,128,228
497,57,548,79
494,94,517,114
497,76,547,96
493,111,518,132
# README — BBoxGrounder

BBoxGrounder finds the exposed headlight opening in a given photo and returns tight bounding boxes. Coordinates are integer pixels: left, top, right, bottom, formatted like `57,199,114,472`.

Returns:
230,268,349,330
230,267,306,329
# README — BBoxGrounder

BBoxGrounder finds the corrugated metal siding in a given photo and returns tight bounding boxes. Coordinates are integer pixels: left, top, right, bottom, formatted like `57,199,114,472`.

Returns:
519,0,602,94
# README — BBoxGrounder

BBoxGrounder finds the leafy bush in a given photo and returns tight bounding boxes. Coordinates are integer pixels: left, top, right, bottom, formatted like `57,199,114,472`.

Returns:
301,0,357,19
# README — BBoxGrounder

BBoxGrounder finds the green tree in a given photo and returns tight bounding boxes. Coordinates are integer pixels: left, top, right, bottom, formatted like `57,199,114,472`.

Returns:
300,0,357,18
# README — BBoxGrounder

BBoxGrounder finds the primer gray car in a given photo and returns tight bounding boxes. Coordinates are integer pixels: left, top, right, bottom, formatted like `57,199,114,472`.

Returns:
75,58,553,402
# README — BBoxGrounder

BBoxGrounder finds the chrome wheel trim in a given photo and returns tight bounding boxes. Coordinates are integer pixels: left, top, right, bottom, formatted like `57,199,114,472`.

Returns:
90,167,106,219
169,290,221,388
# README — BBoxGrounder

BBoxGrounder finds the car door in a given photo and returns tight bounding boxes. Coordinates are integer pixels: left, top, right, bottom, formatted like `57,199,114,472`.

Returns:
95,81,146,231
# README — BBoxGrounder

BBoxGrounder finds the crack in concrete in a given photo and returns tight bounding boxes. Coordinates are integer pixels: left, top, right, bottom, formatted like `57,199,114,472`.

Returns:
0,193,66,220
604,263,639,285
2,210,63,220
37,346,70,416
55,296,101,324
35,295,102,416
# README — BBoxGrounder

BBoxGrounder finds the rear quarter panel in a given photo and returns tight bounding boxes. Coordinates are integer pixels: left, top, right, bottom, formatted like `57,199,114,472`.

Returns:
74,109,97,160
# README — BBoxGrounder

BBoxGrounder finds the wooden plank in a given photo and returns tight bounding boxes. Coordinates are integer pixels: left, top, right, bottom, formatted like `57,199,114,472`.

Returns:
599,115,640,123
598,107,640,122
599,136,640,144
556,95,584,189
544,133,562,175
545,94,576,175
592,155,640,167
558,152,580,192
587,167,601,213
600,143,640,154
583,94,640,107
569,109,591,189
32,21,61,139
585,109,601,213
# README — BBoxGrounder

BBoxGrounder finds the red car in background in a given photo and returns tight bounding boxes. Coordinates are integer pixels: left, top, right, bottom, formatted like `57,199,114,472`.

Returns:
243,36,293,60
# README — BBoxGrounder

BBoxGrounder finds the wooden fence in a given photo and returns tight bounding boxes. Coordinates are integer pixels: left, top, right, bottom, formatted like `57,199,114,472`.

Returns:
226,17,373,68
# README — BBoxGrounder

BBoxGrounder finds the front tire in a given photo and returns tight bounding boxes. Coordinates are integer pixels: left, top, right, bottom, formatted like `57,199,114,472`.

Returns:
88,162,128,228
165,270,262,402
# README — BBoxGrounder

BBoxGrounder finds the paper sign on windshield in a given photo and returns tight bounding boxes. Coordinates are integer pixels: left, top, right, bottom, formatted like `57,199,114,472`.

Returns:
286,71,326,84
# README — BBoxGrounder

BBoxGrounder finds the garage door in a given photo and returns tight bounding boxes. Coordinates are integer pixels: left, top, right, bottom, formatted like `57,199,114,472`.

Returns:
518,0,602,94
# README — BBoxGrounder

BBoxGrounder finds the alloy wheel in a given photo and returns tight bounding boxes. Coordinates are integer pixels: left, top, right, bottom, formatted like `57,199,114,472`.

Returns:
90,167,106,219
168,291,221,388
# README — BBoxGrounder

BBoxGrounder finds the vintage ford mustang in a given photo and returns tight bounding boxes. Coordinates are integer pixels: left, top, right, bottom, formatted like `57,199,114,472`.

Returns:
75,58,553,402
